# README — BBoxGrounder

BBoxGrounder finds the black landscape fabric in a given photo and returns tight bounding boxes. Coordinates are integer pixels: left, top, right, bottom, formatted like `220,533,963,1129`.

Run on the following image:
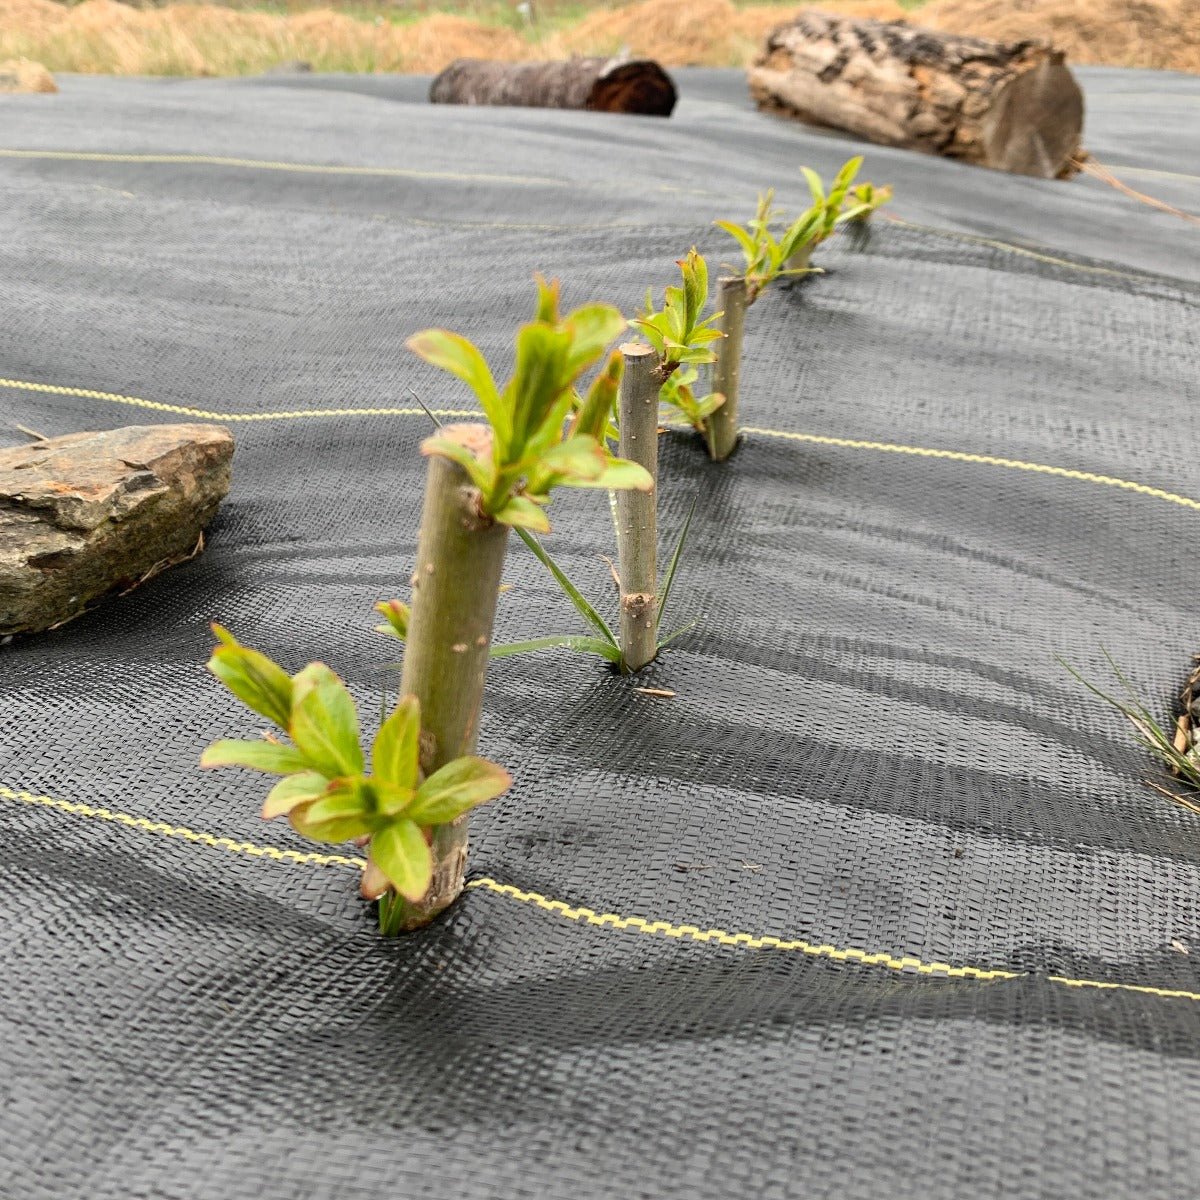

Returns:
1,66,1199,1199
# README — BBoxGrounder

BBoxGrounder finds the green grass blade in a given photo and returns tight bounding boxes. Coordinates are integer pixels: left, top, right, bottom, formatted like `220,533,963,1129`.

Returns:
515,527,618,647
1060,654,1200,788
490,635,621,663
656,618,699,653
657,493,698,628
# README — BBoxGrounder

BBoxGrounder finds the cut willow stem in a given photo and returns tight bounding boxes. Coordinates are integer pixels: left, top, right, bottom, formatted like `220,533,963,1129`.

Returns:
702,276,749,462
616,342,659,672
786,241,814,273
389,422,510,931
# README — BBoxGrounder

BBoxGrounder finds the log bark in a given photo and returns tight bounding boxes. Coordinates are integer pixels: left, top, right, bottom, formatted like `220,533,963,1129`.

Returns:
430,57,677,117
747,11,1084,178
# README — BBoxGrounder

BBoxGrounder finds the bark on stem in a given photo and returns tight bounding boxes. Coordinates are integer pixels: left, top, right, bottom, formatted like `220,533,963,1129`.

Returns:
390,423,509,931
703,277,749,462
616,342,659,672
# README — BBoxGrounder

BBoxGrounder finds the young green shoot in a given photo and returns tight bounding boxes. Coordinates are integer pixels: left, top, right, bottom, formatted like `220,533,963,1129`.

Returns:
657,366,724,434
704,158,890,460
845,180,893,224
201,626,511,935
375,277,654,928
630,247,723,383
639,249,730,443
408,276,652,534
204,278,655,934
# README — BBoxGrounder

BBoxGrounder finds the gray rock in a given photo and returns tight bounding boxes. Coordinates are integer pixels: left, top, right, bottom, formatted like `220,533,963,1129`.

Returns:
0,424,233,636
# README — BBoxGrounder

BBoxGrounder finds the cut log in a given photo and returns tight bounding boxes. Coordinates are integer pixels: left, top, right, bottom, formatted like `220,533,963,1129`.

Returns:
429,57,677,117
747,11,1084,178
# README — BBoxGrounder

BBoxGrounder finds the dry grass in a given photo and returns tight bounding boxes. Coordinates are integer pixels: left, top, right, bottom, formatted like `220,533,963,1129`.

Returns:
0,0,1195,76
922,0,1200,74
0,0,532,74
0,0,904,74
545,0,904,65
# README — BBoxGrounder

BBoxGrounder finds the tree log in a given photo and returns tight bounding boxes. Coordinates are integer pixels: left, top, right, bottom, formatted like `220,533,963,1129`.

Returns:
429,57,677,117
747,11,1084,178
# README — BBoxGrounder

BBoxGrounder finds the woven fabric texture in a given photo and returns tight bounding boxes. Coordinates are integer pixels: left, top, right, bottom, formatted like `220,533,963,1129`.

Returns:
1,66,1198,1200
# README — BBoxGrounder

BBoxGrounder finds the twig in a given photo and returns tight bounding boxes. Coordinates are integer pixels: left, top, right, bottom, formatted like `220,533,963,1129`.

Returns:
1072,154,1200,226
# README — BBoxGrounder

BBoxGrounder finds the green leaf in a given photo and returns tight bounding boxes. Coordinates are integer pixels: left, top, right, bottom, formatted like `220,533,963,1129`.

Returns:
362,858,393,903
406,756,512,825
680,248,707,330
506,322,572,458
262,771,329,819
693,392,725,419
290,778,376,843
631,315,668,358
572,457,653,492
490,634,623,663
370,819,433,903
533,274,561,324
200,738,311,775
493,495,552,533
658,493,698,626
564,303,626,378
829,155,863,205
289,669,363,778
372,694,421,790
373,780,417,817
656,618,700,652
291,661,339,709
406,329,509,451
536,436,608,484
374,599,409,641
573,349,623,441
206,633,293,730
801,166,825,207
420,432,493,493
516,528,618,647
715,219,757,267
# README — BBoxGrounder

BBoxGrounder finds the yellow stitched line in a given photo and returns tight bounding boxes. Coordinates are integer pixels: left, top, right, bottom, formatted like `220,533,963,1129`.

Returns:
463,878,1019,982
0,784,365,869
4,781,1198,1003
741,426,1200,513
0,148,711,201
0,148,568,188
6,149,1185,284
9,375,1196,513
885,214,1164,283
0,378,477,423
464,879,1200,1003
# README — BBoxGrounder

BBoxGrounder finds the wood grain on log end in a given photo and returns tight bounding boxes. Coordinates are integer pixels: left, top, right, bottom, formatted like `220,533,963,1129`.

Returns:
429,57,676,117
748,10,1083,178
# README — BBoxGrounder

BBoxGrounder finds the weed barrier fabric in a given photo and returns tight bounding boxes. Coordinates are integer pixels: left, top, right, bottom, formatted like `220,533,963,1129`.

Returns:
0,67,1199,1199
